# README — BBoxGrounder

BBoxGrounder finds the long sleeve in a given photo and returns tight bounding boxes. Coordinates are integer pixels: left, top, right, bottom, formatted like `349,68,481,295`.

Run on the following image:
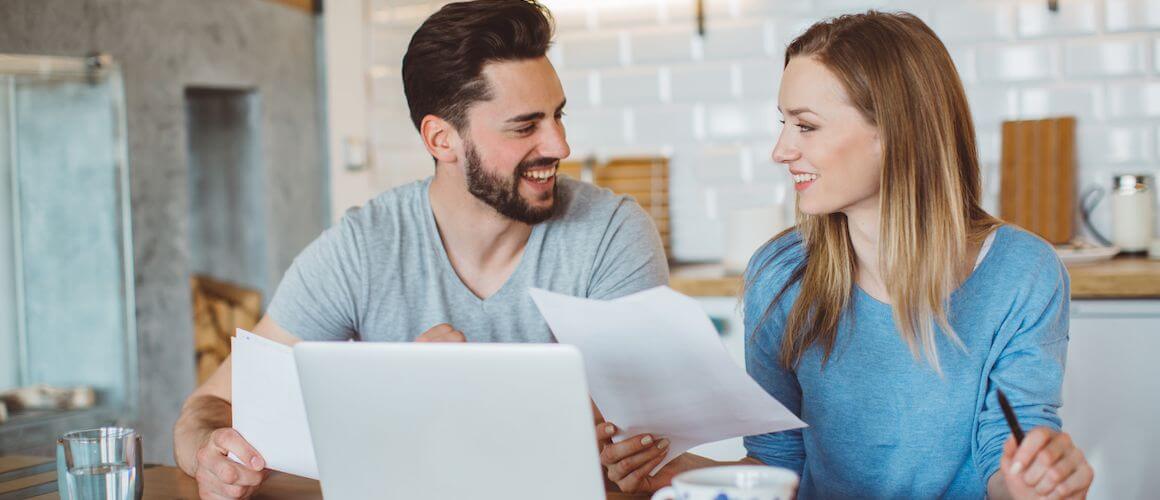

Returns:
741,234,807,474
974,259,1070,483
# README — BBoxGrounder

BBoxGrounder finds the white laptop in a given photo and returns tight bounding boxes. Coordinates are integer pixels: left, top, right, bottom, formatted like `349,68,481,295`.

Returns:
293,342,605,500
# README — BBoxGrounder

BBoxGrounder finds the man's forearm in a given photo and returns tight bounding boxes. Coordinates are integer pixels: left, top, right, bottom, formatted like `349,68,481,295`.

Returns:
173,395,232,476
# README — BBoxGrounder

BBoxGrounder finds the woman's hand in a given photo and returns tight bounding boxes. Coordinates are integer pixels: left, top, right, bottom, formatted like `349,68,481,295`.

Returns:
999,428,1093,499
595,422,712,493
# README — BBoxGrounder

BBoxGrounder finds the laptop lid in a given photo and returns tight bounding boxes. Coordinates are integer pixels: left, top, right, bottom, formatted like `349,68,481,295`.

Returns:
293,342,604,500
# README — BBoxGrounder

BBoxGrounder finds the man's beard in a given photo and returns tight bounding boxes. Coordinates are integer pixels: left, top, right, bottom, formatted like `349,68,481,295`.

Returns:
464,140,559,225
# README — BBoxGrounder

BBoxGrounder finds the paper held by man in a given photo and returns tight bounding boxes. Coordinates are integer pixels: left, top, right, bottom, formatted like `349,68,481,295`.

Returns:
529,286,807,474
230,329,318,479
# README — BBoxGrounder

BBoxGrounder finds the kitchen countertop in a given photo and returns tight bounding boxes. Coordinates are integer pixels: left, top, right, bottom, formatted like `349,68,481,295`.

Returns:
671,255,1160,300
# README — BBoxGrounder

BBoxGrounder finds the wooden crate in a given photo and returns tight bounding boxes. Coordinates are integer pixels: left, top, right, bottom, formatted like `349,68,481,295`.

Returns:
562,157,670,255
191,275,262,384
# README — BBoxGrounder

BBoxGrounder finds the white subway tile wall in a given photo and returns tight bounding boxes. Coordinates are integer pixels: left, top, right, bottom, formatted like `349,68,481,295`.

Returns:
593,2,661,28
1107,81,1160,117
931,3,1017,43
1105,0,1160,32
1018,86,1101,119
978,44,1060,82
362,0,1160,262
1018,0,1100,38
700,20,774,61
630,26,698,65
599,67,663,105
1065,38,1152,77
557,31,623,68
669,62,737,103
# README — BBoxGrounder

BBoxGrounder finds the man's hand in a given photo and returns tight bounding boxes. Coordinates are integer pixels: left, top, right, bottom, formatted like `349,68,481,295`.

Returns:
192,428,268,499
415,323,466,343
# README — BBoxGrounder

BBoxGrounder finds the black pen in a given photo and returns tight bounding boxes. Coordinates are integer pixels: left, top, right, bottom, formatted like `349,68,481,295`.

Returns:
996,388,1024,444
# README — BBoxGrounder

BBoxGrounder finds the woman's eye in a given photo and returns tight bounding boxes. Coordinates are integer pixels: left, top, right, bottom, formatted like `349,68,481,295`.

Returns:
779,119,813,133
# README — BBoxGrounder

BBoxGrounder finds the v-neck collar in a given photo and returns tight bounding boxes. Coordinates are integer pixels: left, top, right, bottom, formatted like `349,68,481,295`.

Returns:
422,178,542,306
854,225,1007,309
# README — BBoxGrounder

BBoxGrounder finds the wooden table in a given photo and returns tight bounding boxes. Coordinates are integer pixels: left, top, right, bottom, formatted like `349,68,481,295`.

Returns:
671,255,1160,300
0,456,649,499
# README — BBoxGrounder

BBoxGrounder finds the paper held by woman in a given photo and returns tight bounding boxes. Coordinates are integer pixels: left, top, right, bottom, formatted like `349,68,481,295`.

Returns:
529,286,806,475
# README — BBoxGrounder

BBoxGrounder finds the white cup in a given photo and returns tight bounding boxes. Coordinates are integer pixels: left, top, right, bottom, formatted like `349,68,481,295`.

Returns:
723,206,788,275
650,465,799,500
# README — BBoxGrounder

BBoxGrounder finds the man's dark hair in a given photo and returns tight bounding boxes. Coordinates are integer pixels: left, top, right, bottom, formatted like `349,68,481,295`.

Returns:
402,0,555,132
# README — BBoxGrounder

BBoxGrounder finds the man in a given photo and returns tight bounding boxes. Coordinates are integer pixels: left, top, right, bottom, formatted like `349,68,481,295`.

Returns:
172,0,668,497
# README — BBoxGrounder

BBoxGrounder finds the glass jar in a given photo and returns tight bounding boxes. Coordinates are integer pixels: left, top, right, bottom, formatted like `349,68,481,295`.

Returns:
1111,174,1155,253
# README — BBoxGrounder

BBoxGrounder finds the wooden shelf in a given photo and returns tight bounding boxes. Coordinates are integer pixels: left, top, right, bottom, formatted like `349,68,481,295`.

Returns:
671,256,1160,300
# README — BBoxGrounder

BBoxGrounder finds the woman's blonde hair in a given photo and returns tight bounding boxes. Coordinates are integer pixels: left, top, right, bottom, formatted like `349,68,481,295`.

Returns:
749,11,1002,372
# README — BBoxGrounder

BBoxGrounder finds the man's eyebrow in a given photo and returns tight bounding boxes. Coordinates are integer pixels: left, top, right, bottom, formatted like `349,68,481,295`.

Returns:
506,111,545,123
505,99,568,124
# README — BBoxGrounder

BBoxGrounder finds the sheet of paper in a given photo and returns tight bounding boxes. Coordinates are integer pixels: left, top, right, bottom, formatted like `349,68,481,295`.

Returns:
529,287,806,473
231,329,318,479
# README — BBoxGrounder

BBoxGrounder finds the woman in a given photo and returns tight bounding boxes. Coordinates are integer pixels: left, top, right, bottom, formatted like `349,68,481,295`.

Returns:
598,11,1093,499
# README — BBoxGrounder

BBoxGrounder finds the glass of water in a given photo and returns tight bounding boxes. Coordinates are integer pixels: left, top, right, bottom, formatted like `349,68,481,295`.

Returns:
56,427,143,500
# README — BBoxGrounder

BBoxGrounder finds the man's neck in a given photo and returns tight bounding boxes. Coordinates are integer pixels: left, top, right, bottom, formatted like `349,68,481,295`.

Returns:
428,168,533,298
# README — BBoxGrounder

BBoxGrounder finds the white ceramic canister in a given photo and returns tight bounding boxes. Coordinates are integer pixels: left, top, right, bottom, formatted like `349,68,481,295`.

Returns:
1111,174,1155,253
724,206,788,275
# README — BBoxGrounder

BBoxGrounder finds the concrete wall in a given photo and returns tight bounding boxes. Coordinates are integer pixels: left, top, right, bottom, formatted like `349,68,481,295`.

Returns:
0,0,327,462
186,88,269,299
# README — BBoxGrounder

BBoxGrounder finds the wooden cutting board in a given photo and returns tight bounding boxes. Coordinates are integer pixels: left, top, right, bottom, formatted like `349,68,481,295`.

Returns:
1000,117,1076,244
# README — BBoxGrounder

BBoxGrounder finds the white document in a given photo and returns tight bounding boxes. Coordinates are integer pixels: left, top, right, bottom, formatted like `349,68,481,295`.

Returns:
231,329,318,479
529,287,806,473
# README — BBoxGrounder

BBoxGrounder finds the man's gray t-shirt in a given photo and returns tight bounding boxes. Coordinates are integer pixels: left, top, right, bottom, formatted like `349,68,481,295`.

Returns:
267,177,669,342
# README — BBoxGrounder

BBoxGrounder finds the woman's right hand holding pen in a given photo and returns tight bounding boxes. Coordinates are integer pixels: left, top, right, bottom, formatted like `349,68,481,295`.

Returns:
999,427,1094,499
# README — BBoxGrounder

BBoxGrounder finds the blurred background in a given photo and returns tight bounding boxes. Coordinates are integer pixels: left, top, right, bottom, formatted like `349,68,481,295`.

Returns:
0,1,1157,498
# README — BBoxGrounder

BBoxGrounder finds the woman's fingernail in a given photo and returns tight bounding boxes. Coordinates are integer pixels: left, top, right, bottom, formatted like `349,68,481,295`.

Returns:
1009,461,1023,475
250,457,264,470
604,424,614,436
658,439,669,450
641,436,653,446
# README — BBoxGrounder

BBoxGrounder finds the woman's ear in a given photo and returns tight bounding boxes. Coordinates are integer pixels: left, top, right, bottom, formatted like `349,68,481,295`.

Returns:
420,115,459,164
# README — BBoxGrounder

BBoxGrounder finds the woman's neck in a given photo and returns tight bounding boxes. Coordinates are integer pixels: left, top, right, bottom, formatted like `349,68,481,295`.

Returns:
843,200,889,303
842,199,987,304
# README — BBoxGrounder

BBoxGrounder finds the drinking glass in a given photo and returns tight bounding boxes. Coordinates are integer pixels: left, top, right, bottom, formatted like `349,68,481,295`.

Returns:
56,427,143,500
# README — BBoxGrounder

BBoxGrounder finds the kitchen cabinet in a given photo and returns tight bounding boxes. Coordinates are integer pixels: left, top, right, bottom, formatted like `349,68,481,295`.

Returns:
690,297,1160,499
1061,300,1160,500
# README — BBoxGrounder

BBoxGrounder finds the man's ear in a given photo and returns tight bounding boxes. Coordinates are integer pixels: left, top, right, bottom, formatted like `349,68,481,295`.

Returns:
420,115,459,164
